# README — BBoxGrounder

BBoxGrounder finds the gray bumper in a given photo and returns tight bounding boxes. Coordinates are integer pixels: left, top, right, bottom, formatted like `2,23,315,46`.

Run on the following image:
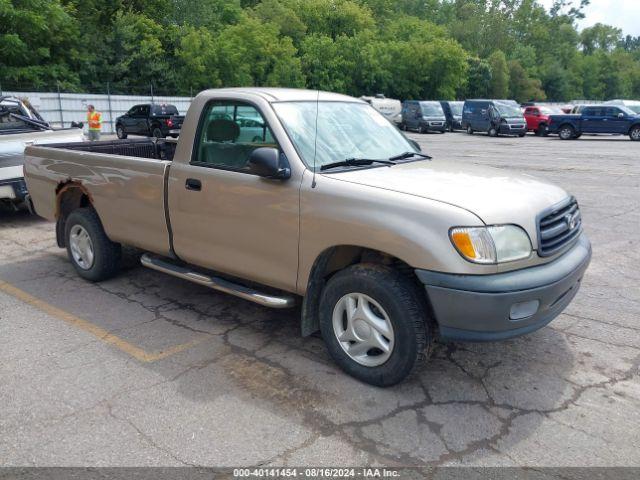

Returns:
416,234,591,341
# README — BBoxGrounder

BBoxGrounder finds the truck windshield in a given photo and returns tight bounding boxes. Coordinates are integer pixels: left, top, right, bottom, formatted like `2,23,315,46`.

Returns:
619,105,637,115
495,102,523,117
420,102,444,116
272,101,415,171
450,102,463,116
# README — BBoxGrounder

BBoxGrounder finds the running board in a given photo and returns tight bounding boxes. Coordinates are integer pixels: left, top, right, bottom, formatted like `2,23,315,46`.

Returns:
140,254,296,309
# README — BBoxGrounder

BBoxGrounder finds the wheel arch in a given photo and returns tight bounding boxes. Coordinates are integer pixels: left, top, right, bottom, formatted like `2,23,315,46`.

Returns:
300,245,433,337
55,182,93,247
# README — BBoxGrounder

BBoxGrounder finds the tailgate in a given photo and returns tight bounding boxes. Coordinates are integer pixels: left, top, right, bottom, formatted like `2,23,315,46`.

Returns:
171,115,185,129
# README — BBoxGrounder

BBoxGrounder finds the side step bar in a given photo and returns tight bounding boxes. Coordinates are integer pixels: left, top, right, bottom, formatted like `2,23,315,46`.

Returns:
140,253,296,309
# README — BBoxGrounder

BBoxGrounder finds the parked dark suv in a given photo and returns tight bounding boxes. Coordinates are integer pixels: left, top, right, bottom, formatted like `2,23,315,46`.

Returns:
400,101,447,133
440,101,464,131
116,104,185,139
462,99,527,137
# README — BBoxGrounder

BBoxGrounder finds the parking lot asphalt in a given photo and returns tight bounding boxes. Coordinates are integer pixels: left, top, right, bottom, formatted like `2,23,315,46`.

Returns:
1,132,639,467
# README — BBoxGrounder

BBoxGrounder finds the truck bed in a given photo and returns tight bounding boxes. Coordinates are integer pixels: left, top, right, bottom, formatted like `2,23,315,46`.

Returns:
24,138,174,256
44,138,177,161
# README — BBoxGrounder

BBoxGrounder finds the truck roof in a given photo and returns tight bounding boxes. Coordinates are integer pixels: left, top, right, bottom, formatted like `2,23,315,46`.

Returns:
198,87,361,103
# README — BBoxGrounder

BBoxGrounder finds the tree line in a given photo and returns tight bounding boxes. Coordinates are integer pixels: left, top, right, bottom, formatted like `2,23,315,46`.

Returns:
2,0,640,102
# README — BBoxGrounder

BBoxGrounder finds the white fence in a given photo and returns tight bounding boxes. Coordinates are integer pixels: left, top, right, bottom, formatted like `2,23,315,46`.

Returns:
1,91,194,133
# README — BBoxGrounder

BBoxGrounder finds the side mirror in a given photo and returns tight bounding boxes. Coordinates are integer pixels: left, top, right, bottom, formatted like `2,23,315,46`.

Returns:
408,139,421,152
248,147,291,180
618,112,625,118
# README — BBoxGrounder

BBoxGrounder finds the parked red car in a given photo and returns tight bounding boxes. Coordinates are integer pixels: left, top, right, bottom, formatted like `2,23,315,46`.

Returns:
524,105,565,136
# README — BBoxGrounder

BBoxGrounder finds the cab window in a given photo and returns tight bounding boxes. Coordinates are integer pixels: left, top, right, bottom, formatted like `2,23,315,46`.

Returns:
193,101,277,171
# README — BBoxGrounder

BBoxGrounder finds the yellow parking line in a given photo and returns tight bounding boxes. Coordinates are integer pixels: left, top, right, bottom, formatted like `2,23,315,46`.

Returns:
0,280,208,362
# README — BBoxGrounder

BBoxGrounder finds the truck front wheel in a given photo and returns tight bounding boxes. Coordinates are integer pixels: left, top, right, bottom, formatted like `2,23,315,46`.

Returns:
559,125,575,140
65,208,122,282
319,264,431,387
630,126,640,141
116,125,127,139
152,127,164,138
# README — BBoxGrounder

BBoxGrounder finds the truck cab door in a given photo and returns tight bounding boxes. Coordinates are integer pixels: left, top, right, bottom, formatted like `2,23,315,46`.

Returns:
581,107,603,133
167,100,300,292
139,105,150,134
122,106,137,132
605,107,628,134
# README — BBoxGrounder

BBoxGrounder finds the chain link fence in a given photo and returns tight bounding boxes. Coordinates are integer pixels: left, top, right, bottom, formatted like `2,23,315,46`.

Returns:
0,82,195,134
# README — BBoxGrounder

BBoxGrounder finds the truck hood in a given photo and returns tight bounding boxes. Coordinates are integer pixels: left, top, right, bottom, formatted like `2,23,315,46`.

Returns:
323,160,568,228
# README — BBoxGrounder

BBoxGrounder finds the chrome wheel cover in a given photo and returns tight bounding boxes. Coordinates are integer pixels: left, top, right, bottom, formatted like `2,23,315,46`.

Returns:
332,293,394,367
632,129,640,140
69,225,94,270
560,127,573,139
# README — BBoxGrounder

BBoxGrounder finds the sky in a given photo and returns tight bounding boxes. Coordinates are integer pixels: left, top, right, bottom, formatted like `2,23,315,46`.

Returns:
539,0,640,36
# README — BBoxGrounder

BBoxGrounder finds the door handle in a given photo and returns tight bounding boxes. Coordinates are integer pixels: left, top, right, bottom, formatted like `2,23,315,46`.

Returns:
185,178,202,191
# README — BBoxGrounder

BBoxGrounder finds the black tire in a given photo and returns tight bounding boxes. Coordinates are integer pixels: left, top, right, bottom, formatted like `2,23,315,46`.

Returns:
319,263,431,387
419,124,426,134
448,123,454,132
488,125,498,137
559,125,575,140
518,132,526,137
466,125,473,135
116,125,127,139
152,127,164,138
536,124,548,137
400,123,407,131
630,126,640,141
64,208,121,282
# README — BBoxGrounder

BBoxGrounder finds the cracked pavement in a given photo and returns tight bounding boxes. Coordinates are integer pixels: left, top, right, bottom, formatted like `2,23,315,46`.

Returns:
0,133,638,467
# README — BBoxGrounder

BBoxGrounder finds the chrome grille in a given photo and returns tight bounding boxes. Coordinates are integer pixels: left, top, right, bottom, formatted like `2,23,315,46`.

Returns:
538,198,582,256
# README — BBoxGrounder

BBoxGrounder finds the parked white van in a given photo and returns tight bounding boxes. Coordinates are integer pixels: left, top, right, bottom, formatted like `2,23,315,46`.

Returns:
360,94,402,125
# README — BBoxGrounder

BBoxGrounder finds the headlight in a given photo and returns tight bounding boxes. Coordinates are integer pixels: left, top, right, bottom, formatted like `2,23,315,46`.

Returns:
450,225,532,264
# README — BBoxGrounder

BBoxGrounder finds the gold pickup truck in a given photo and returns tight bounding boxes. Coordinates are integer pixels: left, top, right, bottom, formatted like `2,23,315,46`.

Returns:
24,88,591,386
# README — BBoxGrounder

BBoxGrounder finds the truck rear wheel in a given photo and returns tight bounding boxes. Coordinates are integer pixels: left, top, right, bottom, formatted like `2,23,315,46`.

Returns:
152,127,164,138
559,125,575,140
630,126,640,141
65,208,121,282
319,264,431,386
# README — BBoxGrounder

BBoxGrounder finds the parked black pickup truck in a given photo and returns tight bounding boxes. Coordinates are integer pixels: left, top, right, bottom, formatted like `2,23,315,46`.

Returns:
116,104,184,139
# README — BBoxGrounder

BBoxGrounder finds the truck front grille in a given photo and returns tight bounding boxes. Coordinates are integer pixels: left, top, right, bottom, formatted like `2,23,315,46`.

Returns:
538,198,582,256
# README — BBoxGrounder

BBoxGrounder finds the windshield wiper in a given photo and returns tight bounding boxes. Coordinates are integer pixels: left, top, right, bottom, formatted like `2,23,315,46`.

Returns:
388,151,432,161
320,158,396,171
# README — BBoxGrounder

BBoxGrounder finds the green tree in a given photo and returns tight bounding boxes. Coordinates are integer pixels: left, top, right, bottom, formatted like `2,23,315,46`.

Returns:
508,60,546,103
465,57,492,98
488,50,509,98
581,23,622,54
251,0,307,45
211,16,305,88
0,0,82,89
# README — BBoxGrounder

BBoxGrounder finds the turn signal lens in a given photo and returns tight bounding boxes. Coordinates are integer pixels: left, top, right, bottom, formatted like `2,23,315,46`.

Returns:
451,231,476,259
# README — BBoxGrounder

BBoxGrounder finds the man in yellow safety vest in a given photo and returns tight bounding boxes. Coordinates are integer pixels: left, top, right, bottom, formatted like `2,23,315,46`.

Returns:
86,105,102,141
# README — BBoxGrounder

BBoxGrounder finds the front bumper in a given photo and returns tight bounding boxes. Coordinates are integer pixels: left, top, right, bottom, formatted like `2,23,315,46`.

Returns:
424,121,446,132
499,123,527,135
416,234,591,341
0,177,28,202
